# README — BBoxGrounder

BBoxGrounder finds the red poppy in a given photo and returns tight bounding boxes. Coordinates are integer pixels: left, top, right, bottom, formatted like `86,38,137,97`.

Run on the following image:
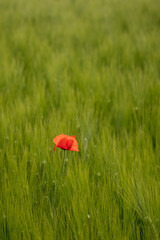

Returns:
53,134,79,152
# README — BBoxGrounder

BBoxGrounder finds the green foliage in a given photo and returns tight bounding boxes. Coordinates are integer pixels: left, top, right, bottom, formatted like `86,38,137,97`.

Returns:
0,0,160,239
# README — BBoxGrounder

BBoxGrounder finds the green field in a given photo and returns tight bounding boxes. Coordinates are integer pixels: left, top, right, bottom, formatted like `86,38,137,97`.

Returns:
0,0,160,239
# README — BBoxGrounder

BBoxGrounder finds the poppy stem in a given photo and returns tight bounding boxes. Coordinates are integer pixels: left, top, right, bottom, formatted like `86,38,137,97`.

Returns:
53,151,66,205
59,150,66,180
54,150,66,200
53,150,67,238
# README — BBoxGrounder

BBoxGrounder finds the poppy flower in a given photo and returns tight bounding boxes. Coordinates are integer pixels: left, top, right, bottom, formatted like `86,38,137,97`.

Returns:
53,134,79,152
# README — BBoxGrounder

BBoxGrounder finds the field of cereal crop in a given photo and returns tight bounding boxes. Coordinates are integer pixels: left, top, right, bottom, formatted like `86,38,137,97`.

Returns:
0,0,160,239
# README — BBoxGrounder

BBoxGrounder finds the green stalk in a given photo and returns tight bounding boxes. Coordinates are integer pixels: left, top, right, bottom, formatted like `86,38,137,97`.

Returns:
53,150,67,239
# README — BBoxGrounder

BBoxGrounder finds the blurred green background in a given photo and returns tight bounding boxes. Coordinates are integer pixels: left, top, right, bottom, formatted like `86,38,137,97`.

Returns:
0,0,160,239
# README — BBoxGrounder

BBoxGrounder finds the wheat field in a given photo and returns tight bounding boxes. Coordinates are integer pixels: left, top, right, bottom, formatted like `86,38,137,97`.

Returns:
0,0,160,239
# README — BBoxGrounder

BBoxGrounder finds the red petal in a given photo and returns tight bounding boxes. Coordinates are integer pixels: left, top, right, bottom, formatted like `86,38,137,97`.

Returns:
70,138,79,152
53,134,79,152
53,134,65,144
